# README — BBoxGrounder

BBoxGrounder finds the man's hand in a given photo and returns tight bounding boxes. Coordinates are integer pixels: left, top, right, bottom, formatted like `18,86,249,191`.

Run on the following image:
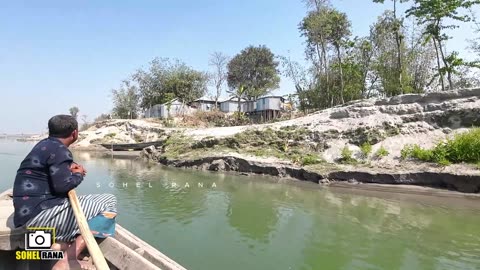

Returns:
70,163,87,176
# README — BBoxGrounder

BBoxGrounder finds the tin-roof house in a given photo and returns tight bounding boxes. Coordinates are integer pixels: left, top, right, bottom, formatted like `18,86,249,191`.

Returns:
219,97,245,113
189,97,216,111
256,96,286,111
144,99,192,119
253,96,286,121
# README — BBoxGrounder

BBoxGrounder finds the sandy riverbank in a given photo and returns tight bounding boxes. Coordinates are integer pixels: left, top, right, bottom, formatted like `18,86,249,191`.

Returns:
71,88,480,193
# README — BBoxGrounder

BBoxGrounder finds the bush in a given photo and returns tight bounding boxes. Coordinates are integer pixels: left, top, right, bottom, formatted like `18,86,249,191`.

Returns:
360,142,372,158
254,149,267,157
374,146,389,159
340,145,357,164
301,154,323,166
94,114,111,122
80,123,94,132
180,110,228,127
401,128,480,165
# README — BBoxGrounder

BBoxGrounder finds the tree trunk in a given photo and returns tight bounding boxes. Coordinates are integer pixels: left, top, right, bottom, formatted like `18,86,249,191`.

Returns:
336,45,345,104
237,96,242,119
215,84,221,109
437,38,453,90
393,0,404,94
320,39,331,108
432,38,445,91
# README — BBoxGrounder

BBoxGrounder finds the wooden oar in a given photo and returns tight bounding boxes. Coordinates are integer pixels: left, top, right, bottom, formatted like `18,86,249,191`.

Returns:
68,189,110,270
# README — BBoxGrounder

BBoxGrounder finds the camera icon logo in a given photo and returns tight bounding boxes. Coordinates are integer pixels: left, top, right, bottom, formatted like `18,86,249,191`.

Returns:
25,228,55,250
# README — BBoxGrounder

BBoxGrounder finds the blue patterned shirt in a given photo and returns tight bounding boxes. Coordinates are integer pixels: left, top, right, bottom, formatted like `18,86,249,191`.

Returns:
13,137,84,227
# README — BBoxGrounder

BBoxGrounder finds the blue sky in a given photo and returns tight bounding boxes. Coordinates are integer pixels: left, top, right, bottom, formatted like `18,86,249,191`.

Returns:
1,0,478,133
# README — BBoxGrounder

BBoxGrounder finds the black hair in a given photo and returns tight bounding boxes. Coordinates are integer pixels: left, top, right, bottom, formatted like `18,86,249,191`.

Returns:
48,115,78,138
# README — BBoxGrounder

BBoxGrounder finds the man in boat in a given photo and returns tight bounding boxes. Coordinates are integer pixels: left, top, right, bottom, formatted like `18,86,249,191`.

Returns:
13,115,117,270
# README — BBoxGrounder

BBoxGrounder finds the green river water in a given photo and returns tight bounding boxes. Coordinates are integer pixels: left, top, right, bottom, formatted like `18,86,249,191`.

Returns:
1,140,479,270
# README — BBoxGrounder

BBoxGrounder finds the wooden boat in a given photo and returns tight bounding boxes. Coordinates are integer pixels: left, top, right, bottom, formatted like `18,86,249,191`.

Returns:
0,189,187,270
100,141,163,151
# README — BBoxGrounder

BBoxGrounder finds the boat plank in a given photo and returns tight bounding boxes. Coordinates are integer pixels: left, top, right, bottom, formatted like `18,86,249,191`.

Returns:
114,225,187,270
0,189,25,250
100,141,163,151
98,237,160,270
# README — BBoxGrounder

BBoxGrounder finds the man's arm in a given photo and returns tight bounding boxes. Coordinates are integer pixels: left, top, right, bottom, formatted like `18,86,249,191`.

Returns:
47,148,84,195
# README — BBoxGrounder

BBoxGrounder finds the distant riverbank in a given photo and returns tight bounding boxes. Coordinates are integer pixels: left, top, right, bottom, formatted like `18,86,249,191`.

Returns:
72,88,480,193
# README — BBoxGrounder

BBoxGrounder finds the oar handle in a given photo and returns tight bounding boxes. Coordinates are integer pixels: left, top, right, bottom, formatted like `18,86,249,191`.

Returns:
68,189,109,270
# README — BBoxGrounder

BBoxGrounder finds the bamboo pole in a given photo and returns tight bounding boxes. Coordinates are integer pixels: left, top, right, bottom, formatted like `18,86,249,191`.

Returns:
68,189,110,270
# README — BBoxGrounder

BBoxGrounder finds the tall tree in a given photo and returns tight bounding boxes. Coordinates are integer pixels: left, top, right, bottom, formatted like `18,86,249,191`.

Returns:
133,58,207,109
326,9,352,104
406,0,480,90
208,52,229,109
300,7,352,106
300,7,333,106
373,0,410,94
371,11,413,96
468,9,480,58
302,0,330,11
227,45,280,104
69,107,79,120
405,17,437,92
133,58,173,109
164,65,208,104
111,80,140,119
279,54,313,112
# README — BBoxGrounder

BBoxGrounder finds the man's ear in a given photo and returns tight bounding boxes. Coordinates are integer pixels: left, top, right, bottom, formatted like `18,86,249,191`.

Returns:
71,129,79,141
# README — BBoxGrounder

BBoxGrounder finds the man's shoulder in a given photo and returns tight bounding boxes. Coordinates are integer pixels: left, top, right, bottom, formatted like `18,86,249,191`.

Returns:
35,138,66,151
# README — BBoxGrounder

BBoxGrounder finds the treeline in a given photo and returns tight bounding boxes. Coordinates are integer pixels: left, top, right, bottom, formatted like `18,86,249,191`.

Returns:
287,0,480,111
112,0,480,118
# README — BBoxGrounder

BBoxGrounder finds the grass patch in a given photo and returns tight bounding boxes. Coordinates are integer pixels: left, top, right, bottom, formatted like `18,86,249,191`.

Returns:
401,128,480,165
105,133,116,138
374,146,389,159
159,127,327,166
301,154,324,166
360,142,372,159
162,133,192,159
340,145,357,164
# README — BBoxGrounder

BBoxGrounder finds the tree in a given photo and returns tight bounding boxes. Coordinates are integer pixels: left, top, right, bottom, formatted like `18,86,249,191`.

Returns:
94,113,111,122
227,45,280,104
404,18,437,92
111,80,140,119
133,58,208,109
79,115,90,131
371,11,413,96
374,0,410,94
300,7,352,106
300,7,333,106
326,9,352,104
279,54,314,112
302,0,330,11
80,115,87,125
406,0,480,90
208,52,229,109
69,107,79,120
164,65,208,104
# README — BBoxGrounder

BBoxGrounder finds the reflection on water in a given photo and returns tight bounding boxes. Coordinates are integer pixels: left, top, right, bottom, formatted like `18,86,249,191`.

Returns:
1,140,479,270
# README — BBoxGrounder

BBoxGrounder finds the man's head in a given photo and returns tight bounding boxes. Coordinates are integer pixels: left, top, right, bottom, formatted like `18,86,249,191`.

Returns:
48,115,79,146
